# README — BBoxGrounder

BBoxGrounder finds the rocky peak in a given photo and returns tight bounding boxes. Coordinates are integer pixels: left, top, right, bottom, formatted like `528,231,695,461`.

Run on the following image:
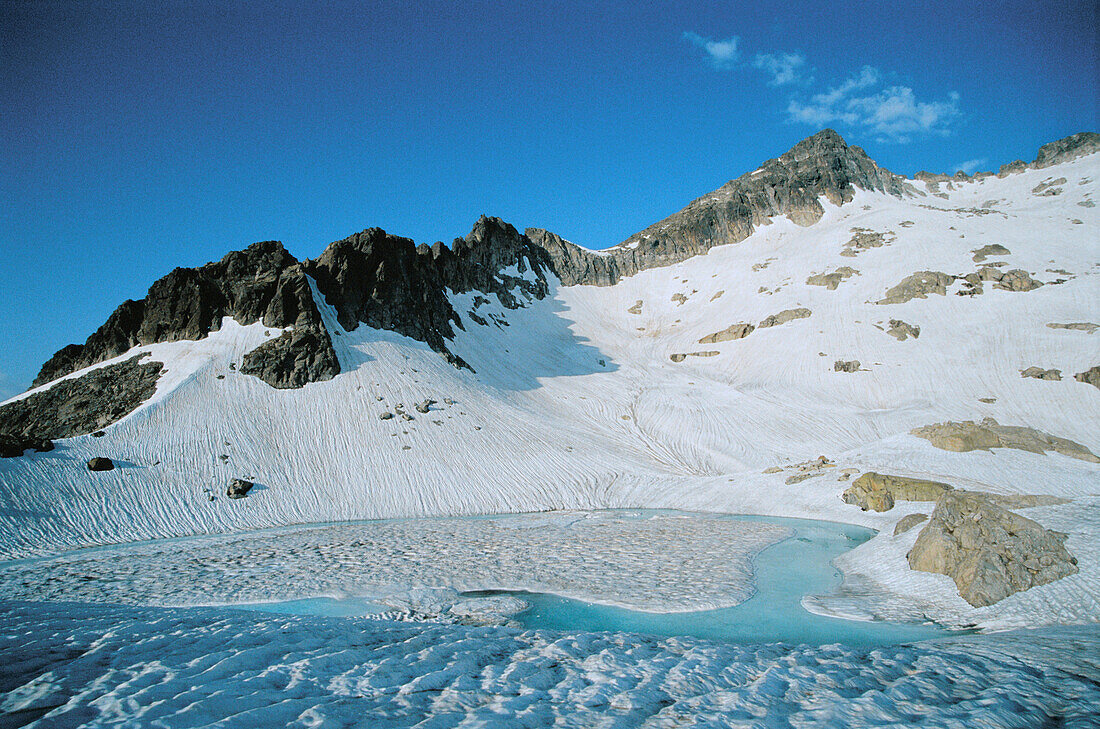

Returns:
536,129,911,287
1033,132,1100,169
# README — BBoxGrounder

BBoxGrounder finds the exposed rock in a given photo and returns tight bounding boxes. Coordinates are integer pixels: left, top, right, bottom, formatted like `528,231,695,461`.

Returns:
531,130,912,286
876,271,955,304
379,412,394,420
227,478,254,499
978,397,997,404
670,293,688,306
1016,365,1060,382
886,319,920,341
0,434,54,458
840,228,892,257
834,360,861,373
1032,132,1100,168
911,417,1099,463
908,490,1078,607
415,399,437,414
669,351,720,362
0,354,163,441
627,300,643,315
807,266,858,290
762,466,784,474
1075,365,1100,389
87,457,114,472
842,472,953,512
698,323,754,344
971,244,1010,263
1047,322,1099,333
239,327,339,389
758,308,811,328
994,269,1043,292
894,513,928,536
1032,177,1066,196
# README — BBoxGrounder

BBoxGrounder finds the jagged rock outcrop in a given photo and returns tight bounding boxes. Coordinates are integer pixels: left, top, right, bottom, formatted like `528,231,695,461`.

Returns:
531,129,912,286
758,308,811,328
911,418,1099,463
0,354,163,440
997,132,1100,177
908,490,1078,607
834,360,861,373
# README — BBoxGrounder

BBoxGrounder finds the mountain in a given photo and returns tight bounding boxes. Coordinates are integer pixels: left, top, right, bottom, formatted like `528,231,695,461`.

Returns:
1,129,1097,627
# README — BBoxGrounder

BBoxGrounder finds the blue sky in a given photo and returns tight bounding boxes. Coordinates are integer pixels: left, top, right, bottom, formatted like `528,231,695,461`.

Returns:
2,0,1097,398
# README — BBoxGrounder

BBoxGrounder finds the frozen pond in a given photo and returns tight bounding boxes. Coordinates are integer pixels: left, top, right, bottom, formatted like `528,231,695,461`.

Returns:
235,513,962,646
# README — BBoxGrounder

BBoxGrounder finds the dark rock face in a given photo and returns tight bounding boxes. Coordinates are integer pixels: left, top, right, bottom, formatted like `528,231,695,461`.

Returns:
240,328,339,389
87,457,114,472
34,241,307,387
0,434,54,458
531,129,912,287
227,478,254,499
0,354,163,440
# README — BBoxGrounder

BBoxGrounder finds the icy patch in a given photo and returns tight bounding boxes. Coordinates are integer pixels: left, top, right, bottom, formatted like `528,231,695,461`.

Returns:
0,511,789,613
1,601,1097,728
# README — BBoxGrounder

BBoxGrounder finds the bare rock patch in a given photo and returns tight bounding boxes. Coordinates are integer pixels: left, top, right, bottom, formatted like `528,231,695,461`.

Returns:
911,417,1098,463
876,271,954,304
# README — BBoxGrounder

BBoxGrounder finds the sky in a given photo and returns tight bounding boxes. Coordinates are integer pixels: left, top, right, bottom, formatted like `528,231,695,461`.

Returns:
2,0,1097,399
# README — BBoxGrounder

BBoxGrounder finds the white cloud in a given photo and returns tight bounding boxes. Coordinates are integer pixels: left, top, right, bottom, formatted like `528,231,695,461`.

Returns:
954,158,987,175
683,32,739,69
751,52,808,86
785,66,960,143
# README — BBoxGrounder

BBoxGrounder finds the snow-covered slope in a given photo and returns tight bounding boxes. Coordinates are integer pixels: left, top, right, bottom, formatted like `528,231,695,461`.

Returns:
1,141,1098,629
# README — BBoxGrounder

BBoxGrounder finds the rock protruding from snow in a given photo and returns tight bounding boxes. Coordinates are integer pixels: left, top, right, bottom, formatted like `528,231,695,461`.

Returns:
971,244,1011,263
894,513,928,536
758,308,811,328
1075,365,1100,389
0,434,54,458
530,129,912,286
908,490,1078,607
0,354,163,440
876,271,955,304
1020,366,1062,381
698,323,754,344
87,457,114,472
842,472,953,512
886,319,920,340
1047,322,1098,333
669,351,720,362
911,418,1099,463
227,479,254,499
834,360,861,372
807,267,859,290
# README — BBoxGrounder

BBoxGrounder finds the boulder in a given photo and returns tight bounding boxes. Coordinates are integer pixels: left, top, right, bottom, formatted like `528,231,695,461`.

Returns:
994,269,1043,292
379,412,394,420
415,399,437,414
87,457,114,472
227,478,254,499
807,267,858,290
894,513,928,536
834,360,861,373
842,472,953,512
908,491,1078,607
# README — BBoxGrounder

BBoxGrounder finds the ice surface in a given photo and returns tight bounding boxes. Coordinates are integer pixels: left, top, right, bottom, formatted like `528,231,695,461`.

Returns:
2,600,1097,728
